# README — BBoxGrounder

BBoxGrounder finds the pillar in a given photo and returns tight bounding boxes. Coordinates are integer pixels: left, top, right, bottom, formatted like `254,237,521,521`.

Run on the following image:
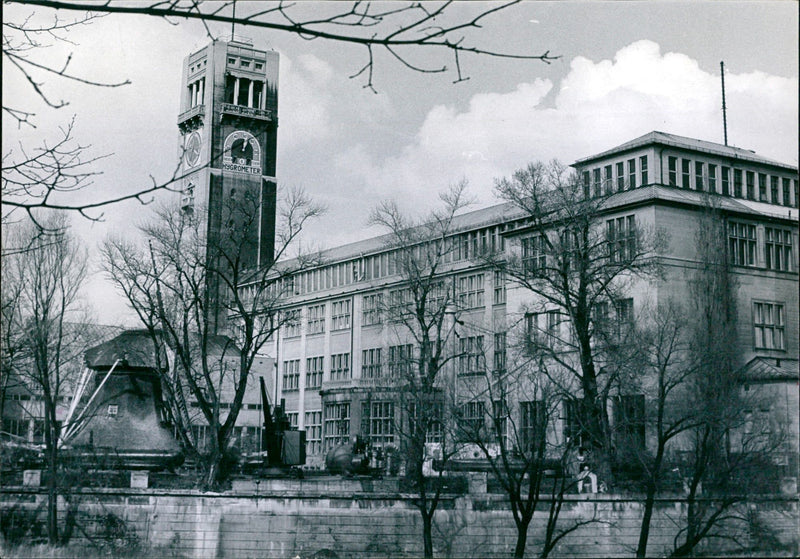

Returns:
233,78,240,105
248,80,254,108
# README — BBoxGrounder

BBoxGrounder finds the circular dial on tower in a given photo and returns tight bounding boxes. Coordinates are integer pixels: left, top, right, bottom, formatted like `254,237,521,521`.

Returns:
222,130,262,175
184,131,202,167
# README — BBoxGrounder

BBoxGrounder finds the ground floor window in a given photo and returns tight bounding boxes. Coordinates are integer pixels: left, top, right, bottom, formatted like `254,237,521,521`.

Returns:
324,402,350,450
305,410,322,455
361,401,395,446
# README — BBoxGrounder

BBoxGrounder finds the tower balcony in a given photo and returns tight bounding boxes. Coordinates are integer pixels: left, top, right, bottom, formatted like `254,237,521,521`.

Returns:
178,105,205,133
220,103,273,122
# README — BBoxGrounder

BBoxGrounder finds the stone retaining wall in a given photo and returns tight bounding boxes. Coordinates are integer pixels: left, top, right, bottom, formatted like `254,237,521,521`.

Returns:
1,481,797,558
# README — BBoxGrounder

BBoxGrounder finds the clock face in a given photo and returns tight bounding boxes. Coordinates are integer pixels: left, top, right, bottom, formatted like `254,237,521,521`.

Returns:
185,132,202,167
222,130,262,175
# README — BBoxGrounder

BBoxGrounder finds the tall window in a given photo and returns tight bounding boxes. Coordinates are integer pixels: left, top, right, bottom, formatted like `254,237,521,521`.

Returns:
459,336,484,374
708,164,717,193
306,356,324,389
721,166,731,195
458,273,485,309
526,312,558,348
782,178,792,206
616,161,625,191
771,176,780,205
753,302,785,350
728,222,756,267
307,304,325,334
640,156,648,185
493,399,509,445
522,235,547,277
607,215,637,263
604,165,613,194
305,411,322,455
593,168,602,198
582,171,591,199
330,353,351,382
681,159,691,188
614,298,634,338
388,344,414,377
562,398,583,444
521,400,546,454
362,293,383,326
284,309,301,338
282,359,300,391
361,401,395,446
758,174,768,202
493,270,506,305
695,161,704,191
409,401,444,443
324,402,350,450
765,228,793,271
459,401,486,441
493,332,507,374
331,300,351,330
628,158,637,189
614,395,645,449
746,171,755,200
733,169,743,197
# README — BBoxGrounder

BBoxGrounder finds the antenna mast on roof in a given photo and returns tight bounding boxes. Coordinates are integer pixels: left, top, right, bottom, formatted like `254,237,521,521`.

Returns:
720,61,728,146
231,1,236,40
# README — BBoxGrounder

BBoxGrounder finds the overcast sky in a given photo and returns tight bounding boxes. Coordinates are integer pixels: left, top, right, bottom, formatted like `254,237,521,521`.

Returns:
4,1,798,326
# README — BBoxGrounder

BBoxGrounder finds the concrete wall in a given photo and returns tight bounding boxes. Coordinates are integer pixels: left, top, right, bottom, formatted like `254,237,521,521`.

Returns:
2,483,797,558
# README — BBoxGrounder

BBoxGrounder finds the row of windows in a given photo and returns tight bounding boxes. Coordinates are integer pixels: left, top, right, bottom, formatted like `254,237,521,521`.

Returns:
583,156,649,198
283,271,503,337
666,157,797,207
227,56,265,71
728,222,794,271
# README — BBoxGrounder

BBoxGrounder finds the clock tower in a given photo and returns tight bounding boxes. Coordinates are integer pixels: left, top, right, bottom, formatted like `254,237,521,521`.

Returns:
177,38,279,331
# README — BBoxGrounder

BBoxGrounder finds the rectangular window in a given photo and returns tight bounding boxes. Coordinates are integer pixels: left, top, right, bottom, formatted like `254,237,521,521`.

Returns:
681,159,691,188
522,235,547,278
733,169,743,197
324,402,350,450
765,228,793,271
305,411,322,455
582,171,591,199
614,395,645,449
746,171,755,200
614,298,634,339
593,168,602,198
388,344,414,378
521,400,546,454
616,161,625,192
668,156,678,186
728,222,757,267
388,288,411,320
770,176,779,204
306,356,324,389
284,309,301,338
361,401,395,446
607,215,637,263
562,399,583,445
330,299,351,331
708,164,717,193
526,312,558,348
409,401,444,444
721,166,731,196
459,401,486,442
753,302,785,350
330,353,351,382
458,273,485,309
493,332,507,374
458,335,484,375
640,156,648,185
628,158,637,189
362,348,382,379
758,174,768,202
282,359,300,391
493,399,509,445
782,178,792,206
695,161,704,191
362,293,383,326
604,165,613,194
307,304,325,335
493,270,506,305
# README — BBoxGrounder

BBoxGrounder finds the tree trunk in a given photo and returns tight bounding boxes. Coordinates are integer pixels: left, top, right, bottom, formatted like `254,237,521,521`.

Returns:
636,480,657,558
422,509,434,559
514,518,529,559
46,440,59,544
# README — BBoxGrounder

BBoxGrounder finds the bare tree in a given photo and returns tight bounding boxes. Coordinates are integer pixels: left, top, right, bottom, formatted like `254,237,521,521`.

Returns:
102,188,323,486
492,160,664,484
3,1,558,225
1,213,89,544
369,181,471,559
